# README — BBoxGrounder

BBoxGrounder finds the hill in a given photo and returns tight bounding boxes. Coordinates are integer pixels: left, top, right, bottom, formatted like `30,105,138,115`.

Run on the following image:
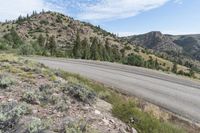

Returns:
0,11,199,79
123,31,200,72
123,31,200,61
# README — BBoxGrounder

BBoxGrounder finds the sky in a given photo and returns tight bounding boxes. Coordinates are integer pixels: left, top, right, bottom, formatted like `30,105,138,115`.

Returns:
0,0,199,36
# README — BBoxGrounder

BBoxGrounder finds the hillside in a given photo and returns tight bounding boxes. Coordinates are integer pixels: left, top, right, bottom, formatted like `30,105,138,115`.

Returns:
0,11,199,79
0,54,189,133
0,11,122,56
123,32,200,71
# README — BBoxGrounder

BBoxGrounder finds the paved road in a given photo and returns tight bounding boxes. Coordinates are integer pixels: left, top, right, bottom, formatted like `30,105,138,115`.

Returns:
32,58,200,123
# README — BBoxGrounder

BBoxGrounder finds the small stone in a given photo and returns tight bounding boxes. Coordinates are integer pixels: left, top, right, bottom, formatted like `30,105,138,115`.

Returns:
8,98,13,102
53,110,57,114
32,110,38,114
102,118,109,126
131,128,137,133
94,110,101,115
119,128,128,133
0,96,5,99
109,119,115,123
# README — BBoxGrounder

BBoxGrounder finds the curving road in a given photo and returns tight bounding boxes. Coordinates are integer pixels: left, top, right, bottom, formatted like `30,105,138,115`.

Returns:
32,58,200,123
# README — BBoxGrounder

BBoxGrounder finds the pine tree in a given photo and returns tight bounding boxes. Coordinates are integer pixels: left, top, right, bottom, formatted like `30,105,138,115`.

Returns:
102,46,110,61
4,27,23,48
105,40,112,61
172,62,178,73
90,37,99,60
81,38,90,59
48,35,56,56
73,32,82,58
97,42,104,60
37,34,45,47
155,59,160,70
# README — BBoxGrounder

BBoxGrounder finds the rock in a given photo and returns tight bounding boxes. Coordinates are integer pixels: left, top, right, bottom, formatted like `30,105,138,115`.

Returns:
94,110,101,115
0,96,5,99
109,119,115,123
102,118,109,126
8,98,14,102
131,128,137,133
119,128,128,133
32,109,38,114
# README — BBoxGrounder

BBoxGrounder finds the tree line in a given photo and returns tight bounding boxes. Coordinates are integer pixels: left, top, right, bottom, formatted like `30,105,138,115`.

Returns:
0,29,196,78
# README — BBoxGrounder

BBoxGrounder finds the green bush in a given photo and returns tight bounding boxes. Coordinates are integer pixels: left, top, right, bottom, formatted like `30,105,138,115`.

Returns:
60,71,186,133
0,102,29,132
63,84,96,104
27,117,46,133
18,44,35,55
21,91,40,105
112,101,185,133
0,74,15,89
0,41,11,50
123,54,144,67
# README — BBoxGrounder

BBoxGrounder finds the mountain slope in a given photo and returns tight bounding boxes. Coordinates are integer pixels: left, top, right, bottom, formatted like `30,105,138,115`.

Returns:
0,11,199,78
124,31,200,61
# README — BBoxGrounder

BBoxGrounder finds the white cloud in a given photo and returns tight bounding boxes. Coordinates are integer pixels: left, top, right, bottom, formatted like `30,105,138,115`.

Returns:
78,0,170,21
0,0,47,21
0,0,183,22
116,32,138,37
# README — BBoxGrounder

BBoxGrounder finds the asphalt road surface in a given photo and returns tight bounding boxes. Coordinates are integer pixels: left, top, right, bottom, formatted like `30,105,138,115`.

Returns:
32,58,200,123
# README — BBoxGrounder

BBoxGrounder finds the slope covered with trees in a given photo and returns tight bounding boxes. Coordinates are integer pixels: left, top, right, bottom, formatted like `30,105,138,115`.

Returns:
0,11,199,79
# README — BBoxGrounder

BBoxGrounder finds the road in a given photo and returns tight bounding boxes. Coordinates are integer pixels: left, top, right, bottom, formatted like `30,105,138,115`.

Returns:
32,58,200,123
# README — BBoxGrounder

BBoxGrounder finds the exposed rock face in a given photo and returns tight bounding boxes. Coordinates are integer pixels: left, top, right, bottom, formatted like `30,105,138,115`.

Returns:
125,31,200,62
127,31,183,53
0,11,122,50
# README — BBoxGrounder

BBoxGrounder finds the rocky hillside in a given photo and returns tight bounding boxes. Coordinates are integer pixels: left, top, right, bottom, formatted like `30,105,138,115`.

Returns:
0,11,122,52
0,11,199,78
0,54,132,133
0,54,190,133
124,32,200,62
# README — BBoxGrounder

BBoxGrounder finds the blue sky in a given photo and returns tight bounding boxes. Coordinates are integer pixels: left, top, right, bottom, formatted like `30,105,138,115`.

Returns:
0,0,199,36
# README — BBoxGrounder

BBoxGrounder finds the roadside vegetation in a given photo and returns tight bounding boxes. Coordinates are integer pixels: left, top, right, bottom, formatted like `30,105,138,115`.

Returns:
0,25,198,79
0,54,187,133
0,11,199,80
59,70,186,133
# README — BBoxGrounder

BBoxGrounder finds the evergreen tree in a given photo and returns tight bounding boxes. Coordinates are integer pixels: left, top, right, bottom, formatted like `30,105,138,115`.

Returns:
172,62,178,73
90,37,99,60
155,59,160,70
105,40,112,61
189,69,195,77
97,42,104,60
111,46,121,62
102,46,110,61
48,35,56,56
73,32,82,58
37,34,45,47
4,27,23,48
81,38,90,59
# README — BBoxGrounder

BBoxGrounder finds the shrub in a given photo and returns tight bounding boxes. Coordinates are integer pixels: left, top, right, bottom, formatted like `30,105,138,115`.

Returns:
0,102,29,132
0,41,11,50
18,44,35,55
63,84,96,104
0,74,15,89
124,45,132,50
39,20,49,25
123,54,144,67
27,117,46,133
21,91,40,105
112,101,185,133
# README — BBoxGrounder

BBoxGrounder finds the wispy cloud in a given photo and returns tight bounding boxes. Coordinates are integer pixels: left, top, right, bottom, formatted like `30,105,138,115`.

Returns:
0,0,45,21
0,0,182,22
77,0,171,21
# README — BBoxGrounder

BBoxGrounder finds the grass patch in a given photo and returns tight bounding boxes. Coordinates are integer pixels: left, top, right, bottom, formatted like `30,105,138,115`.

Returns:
59,70,186,133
